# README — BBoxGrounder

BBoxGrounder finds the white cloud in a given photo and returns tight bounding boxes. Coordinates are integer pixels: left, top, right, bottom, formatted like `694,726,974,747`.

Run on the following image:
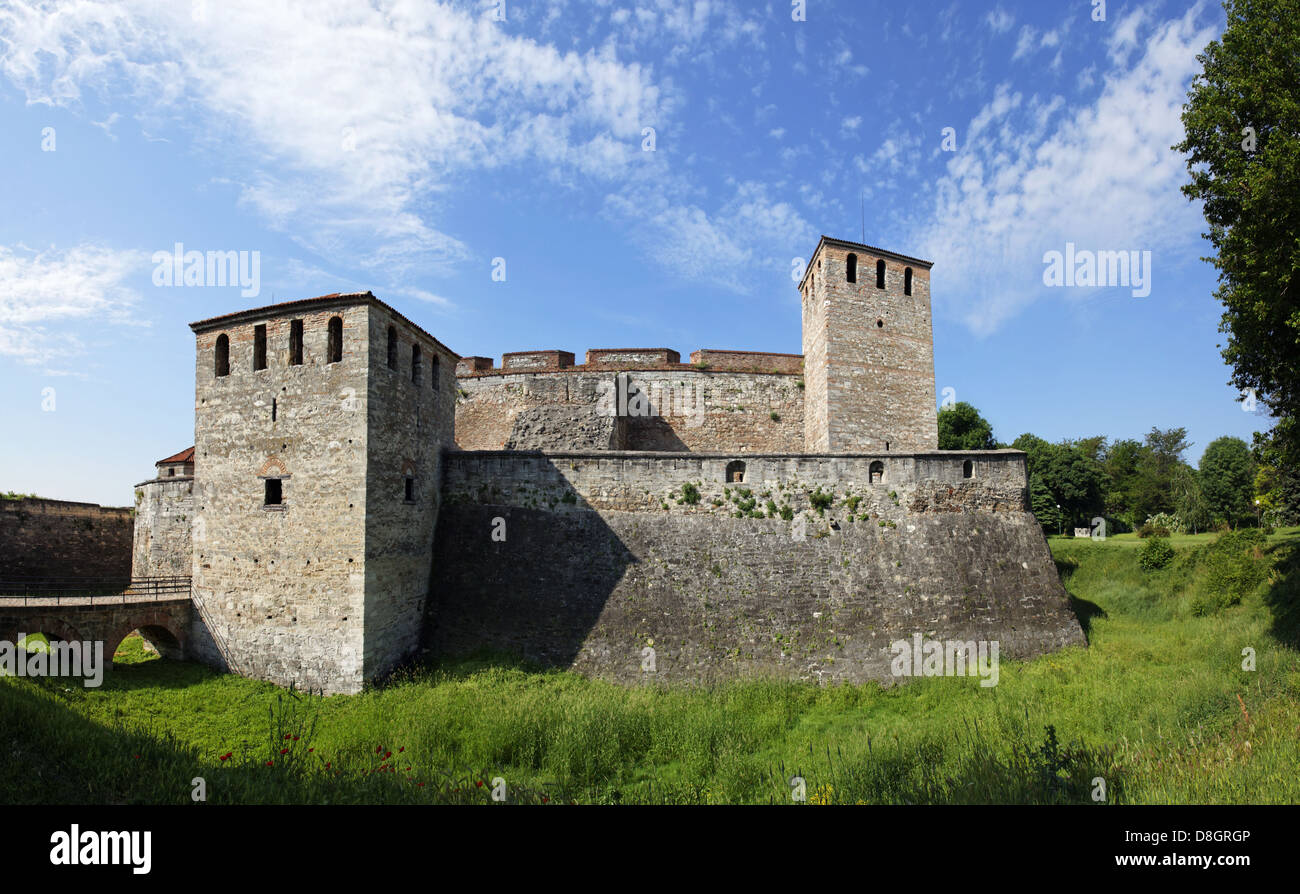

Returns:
912,7,1217,334
985,7,1015,33
0,244,146,370
0,1,666,277
1013,25,1038,60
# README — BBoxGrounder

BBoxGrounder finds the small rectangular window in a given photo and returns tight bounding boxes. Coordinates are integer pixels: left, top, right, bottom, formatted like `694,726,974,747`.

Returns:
289,319,304,365
253,324,267,370
265,478,283,506
404,477,415,502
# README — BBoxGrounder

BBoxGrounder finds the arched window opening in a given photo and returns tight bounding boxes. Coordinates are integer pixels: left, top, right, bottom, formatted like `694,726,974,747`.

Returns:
869,460,885,484
726,460,746,484
215,334,230,377
904,267,913,296
431,353,441,390
962,459,973,479
846,253,857,283
327,316,342,364
387,326,397,370
411,344,422,384
289,319,303,366
876,259,886,289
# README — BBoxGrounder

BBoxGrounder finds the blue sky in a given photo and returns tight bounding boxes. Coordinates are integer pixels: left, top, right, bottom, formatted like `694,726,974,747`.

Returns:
0,0,1271,505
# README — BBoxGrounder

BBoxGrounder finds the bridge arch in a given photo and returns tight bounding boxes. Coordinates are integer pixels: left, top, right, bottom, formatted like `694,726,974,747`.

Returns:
105,613,187,663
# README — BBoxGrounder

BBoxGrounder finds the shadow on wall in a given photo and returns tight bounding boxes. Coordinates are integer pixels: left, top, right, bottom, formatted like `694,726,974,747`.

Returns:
426,495,636,671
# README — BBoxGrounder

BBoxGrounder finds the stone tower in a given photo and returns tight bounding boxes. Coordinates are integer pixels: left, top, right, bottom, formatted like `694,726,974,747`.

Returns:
188,292,458,694
800,236,938,453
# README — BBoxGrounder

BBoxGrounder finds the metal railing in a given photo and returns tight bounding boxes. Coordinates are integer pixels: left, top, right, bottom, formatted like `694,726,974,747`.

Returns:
0,576,191,605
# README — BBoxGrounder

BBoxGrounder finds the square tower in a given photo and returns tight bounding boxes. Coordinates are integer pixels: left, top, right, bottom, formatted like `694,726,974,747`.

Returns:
188,293,457,694
800,236,937,453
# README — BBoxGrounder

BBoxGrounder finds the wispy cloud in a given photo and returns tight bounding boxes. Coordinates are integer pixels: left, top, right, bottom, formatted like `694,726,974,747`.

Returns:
912,7,1216,334
0,243,146,371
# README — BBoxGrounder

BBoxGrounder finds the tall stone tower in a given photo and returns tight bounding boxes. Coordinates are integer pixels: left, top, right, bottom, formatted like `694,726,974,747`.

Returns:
188,292,458,694
800,236,938,453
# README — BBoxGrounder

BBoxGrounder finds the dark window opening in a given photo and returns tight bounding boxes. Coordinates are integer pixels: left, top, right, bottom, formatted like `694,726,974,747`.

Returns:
870,460,885,484
885,441,890,451
904,267,913,296
404,477,415,502
272,398,277,422
289,319,304,365
726,460,746,484
253,324,267,371
387,326,397,370
877,318,884,328
846,253,857,283
963,460,973,479
876,259,886,289
431,353,440,390
412,345,422,384
327,316,342,364
167,468,175,477
215,334,230,377
264,478,283,506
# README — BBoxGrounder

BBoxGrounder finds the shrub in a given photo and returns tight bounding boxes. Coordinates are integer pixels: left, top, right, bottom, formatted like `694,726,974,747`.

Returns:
1137,523,1171,539
1190,528,1269,613
680,483,701,505
1144,512,1185,535
1138,536,1174,571
809,488,833,514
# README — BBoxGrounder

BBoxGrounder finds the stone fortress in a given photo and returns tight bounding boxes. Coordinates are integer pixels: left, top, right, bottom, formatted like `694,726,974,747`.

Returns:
129,236,1085,694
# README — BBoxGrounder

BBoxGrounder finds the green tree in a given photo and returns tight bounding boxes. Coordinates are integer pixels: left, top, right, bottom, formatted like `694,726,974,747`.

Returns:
1175,0,1300,465
1028,473,1062,535
1200,436,1257,527
1133,428,1193,521
1102,438,1145,528
1253,424,1300,524
937,401,997,450
1171,465,1213,534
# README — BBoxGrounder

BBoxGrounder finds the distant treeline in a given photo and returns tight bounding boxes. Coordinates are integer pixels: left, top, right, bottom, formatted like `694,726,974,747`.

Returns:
937,402,1300,534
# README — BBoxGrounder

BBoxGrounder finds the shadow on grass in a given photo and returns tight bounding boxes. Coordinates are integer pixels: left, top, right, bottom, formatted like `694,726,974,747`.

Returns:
1263,540,1300,649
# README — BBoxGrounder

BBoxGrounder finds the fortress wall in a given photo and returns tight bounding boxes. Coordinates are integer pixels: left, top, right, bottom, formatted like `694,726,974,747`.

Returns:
191,302,372,692
455,369,804,453
361,305,458,683
429,451,1084,684
131,477,194,577
442,450,1029,516
0,498,134,581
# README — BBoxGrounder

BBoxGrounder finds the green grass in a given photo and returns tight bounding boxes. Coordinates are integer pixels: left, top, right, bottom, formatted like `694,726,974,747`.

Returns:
3,528,1299,804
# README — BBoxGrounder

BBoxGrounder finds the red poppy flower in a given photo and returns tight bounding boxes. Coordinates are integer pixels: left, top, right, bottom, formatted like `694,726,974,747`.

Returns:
280,748,289,754
476,780,483,788
266,761,274,767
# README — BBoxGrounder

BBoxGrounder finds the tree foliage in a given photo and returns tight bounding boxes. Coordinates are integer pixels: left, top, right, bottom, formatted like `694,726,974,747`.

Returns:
937,401,997,450
1175,0,1300,464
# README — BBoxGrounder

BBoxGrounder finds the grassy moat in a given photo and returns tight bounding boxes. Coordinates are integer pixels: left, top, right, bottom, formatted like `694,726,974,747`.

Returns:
3,529,1298,805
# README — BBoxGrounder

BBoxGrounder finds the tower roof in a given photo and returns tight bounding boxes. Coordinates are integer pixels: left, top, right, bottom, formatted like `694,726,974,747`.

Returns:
189,291,460,359
798,236,933,292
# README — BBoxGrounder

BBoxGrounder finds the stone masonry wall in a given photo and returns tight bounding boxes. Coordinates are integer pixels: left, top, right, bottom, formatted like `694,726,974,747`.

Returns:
191,300,371,693
362,305,458,684
0,498,133,581
131,477,194,577
428,450,1084,684
455,369,804,453
803,239,938,452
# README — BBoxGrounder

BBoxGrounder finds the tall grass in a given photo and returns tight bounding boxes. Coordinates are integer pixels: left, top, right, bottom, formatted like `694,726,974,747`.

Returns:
3,528,1298,804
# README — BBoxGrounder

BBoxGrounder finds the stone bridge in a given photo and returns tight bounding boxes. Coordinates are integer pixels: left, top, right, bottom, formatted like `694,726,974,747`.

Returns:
0,597,193,663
